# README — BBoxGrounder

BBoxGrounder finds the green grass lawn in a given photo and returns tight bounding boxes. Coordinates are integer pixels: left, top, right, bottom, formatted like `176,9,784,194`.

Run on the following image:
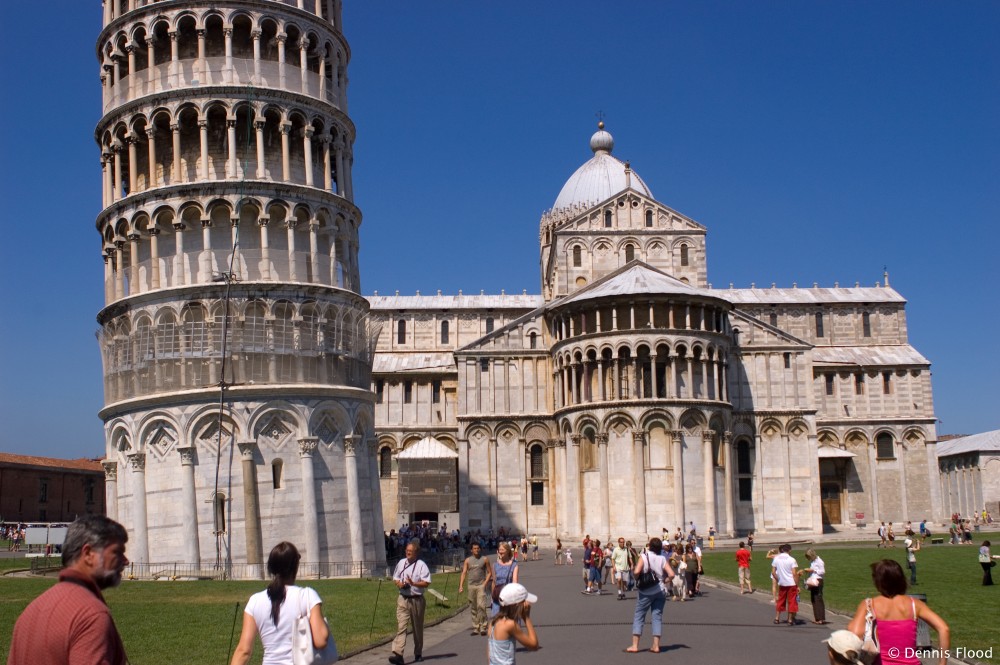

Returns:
0,572,462,665
702,544,998,665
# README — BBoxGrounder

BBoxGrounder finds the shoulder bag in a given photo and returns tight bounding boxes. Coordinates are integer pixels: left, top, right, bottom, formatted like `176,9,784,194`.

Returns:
635,553,659,591
292,587,339,665
859,597,880,665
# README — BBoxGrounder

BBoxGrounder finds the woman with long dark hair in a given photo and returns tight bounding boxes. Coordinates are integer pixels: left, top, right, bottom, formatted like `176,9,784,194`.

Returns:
231,542,330,665
847,559,949,665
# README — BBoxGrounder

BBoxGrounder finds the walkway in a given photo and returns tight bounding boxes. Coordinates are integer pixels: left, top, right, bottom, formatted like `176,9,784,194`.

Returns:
345,557,856,665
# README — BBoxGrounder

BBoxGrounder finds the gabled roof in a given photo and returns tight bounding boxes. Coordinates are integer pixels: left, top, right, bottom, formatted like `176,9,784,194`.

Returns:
729,309,812,348
560,262,716,306
397,436,458,459
372,353,455,374
723,285,905,305
811,345,930,367
936,429,1000,457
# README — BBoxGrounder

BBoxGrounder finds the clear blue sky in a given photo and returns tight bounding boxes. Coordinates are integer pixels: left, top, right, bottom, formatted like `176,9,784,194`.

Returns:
0,1,997,459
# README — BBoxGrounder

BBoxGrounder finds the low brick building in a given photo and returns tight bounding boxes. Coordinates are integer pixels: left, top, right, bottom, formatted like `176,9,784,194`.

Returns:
0,454,105,523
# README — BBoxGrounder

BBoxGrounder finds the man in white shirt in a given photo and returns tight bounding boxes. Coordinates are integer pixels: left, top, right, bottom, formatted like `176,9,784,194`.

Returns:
390,541,431,664
612,538,630,600
770,543,799,625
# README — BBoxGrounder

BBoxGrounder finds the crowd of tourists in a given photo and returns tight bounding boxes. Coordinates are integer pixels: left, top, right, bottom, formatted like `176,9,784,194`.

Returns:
2,523,26,551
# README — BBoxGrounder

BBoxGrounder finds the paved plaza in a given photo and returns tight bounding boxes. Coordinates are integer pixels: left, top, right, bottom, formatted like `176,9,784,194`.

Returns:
346,558,853,665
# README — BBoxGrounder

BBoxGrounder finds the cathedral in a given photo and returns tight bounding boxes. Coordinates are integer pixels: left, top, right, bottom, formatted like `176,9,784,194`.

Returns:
370,123,943,539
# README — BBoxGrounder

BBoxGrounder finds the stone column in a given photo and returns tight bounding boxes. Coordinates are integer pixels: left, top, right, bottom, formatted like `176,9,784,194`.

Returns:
252,30,262,81
198,119,209,180
169,30,179,86
321,136,332,191
299,38,310,94
128,233,140,295
925,440,943,522
276,34,287,89
145,128,157,188
111,140,123,202
254,120,266,178
298,438,320,565
596,433,610,536
308,220,319,282
343,435,365,565
280,123,291,181
101,153,111,207
303,126,315,187
703,430,716,533
723,433,735,536
344,146,354,199
259,218,270,280
126,134,138,194
334,140,346,196
195,28,206,81
112,243,125,300
171,123,182,183
178,446,202,569
223,27,234,83
318,51,327,100
554,439,567,537
226,119,237,178
236,442,262,576
457,438,470,530
672,431,685,528
102,461,118,521
567,435,582,537
286,220,298,281
149,227,160,289
127,453,149,566
632,430,647,537
489,438,499,529
546,439,558,531
366,439,387,566
897,441,909,523
867,440,880,524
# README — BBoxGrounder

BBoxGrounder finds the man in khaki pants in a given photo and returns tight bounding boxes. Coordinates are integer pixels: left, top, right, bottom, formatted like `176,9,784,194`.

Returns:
458,542,493,635
390,541,431,664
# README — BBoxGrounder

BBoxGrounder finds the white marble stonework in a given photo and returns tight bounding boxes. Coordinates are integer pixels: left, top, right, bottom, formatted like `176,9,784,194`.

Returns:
371,123,942,539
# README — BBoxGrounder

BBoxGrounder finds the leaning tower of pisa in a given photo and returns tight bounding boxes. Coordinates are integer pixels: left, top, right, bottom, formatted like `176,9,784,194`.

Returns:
94,0,385,575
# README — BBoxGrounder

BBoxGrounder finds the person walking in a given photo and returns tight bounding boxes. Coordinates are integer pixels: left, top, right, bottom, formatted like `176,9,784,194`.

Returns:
771,543,800,625
735,541,753,594
877,522,887,548
803,548,827,624
8,516,130,665
492,542,519,615
979,540,999,585
624,537,675,654
554,538,563,565
231,541,332,665
847,560,950,665
904,537,920,585
683,543,699,599
612,537,630,600
583,539,604,595
488,583,539,665
390,540,431,665
458,543,493,636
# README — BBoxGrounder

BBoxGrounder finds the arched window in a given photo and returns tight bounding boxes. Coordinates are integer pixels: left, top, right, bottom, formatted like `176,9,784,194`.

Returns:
529,444,545,478
440,320,449,344
625,245,635,263
582,428,597,470
529,332,537,349
680,244,689,267
604,210,612,227
271,459,283,489
397,319,406,344
572,245,582,267
379,446,392,477
736,441,752,501
645,210,653,227
213,493,226,533
876,433,895,459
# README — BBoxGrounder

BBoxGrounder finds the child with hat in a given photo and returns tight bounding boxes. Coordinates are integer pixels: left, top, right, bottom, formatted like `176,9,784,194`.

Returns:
488,583,540,665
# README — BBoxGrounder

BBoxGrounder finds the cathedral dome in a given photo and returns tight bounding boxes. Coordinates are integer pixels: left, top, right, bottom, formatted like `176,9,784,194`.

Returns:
552,123,653,210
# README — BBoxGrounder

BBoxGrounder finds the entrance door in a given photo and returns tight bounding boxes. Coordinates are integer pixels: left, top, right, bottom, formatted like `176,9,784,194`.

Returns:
820,483,842,525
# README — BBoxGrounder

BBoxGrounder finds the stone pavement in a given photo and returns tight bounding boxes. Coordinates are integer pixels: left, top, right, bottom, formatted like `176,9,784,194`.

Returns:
344,557,860,665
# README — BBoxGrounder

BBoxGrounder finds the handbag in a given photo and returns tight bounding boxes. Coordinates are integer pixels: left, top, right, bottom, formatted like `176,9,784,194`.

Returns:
859,597,880,665
635,554,659,591
291,587,339,665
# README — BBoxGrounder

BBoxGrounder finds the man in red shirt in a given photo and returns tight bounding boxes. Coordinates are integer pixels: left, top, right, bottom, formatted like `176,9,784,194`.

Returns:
582,540,604,595
735,541,754,594
8,515,130,665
